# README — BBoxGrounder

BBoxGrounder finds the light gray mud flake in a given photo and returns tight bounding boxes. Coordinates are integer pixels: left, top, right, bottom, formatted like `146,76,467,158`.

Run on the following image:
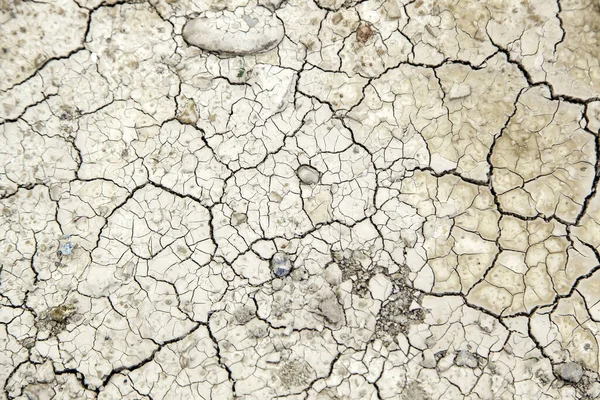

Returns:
258,0,286,11
182,7,284,56
556,362,584,384
318,294,344,327
271,252,292,277
454,350,479,368
296,165,320,185
231,212,248,226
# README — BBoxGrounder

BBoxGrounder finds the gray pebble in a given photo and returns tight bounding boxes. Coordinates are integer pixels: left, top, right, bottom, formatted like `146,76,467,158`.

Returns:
556,362,584,384
296,165,320,185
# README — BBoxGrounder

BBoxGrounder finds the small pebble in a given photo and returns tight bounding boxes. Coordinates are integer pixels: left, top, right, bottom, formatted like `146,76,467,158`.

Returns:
271,252,292,277
296,165,320,185
556,362,584,384
58,242,73,256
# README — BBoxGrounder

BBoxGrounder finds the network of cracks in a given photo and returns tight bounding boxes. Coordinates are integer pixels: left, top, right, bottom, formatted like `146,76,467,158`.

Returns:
1,0,600,399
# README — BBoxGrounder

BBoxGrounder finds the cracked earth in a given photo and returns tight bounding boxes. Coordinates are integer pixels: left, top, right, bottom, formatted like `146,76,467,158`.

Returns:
1,0,600,399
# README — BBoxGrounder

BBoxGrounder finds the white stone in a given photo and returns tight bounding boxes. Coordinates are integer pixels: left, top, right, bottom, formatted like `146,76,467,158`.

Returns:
183,7,284,55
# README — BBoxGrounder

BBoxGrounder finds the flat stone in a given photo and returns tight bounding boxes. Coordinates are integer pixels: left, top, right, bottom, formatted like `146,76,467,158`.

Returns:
266,352,281,363
448,83,471,100
182,7,284,56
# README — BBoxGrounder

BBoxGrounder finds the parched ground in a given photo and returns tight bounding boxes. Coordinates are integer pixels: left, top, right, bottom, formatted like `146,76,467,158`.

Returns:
1,0,600,399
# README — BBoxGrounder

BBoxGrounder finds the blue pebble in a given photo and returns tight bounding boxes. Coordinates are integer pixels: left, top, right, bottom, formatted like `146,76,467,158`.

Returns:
271,252,292,277
58,242,73,256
